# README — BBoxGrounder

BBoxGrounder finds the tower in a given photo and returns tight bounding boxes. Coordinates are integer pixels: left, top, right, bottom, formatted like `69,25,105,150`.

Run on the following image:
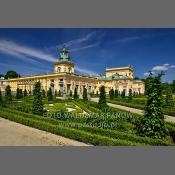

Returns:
54,46,75,74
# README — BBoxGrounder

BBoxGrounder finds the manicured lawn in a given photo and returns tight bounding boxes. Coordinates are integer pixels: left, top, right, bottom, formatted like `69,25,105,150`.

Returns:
107,97,175,116
1,96,175,146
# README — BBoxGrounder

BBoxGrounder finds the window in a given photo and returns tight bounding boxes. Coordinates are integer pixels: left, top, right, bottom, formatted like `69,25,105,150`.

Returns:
57,67,61,73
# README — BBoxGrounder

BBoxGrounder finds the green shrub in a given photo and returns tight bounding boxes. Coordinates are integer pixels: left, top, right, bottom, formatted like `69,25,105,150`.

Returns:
0,108,145,146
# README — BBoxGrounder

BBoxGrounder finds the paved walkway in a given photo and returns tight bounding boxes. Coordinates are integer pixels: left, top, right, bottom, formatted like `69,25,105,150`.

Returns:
91,98,175,123
0,117,89,146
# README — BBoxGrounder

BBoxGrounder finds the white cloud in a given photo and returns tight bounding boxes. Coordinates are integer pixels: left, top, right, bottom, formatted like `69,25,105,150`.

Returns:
75,66,99,76
0,40,57,63
57,32,96,49
152,65,169,71
0,39,99,77
69,42,100,52
116,36,142,43
163,63,170,66
170,65,175,68
152,63,175,71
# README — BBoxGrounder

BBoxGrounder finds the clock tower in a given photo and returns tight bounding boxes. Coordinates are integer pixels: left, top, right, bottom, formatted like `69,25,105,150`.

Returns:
54,46,75,74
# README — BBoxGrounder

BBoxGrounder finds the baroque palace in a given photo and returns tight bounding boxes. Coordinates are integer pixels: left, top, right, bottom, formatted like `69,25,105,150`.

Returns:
0,47,145,97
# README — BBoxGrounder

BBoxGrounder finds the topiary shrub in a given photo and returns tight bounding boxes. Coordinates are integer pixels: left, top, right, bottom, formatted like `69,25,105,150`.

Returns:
136,72,167,139
98,86,107,109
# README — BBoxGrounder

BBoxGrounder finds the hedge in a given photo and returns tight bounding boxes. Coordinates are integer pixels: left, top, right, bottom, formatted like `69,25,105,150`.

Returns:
107,99,175,117
0,108,146,146
0,107,171,145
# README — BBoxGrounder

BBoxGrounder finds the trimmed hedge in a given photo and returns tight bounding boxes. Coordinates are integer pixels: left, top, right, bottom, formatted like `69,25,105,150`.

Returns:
0,108,146,146
107,99,175,117
0,107,171,145
76,126,169,146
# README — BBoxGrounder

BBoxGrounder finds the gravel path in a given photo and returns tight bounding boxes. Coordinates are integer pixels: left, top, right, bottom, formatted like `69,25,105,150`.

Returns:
0,117,89,146
91,98,175,123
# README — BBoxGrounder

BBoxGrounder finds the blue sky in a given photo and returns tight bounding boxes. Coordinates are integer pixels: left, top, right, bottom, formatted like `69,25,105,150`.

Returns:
0,28,175,82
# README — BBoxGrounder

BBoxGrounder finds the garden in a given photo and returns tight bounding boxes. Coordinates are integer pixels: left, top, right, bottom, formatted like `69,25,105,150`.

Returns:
0,73,175,146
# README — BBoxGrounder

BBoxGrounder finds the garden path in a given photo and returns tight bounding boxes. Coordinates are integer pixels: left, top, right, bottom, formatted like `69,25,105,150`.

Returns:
91,98,175,123
0,117,89,146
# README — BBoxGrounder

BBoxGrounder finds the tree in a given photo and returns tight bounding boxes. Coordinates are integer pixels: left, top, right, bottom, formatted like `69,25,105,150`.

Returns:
5,70,20,79
171,80,175,94
47,87,53,101
73,87,78,99
136,72,166,139
165,86,174,109
55,90,58,97
121,89,126,99
128,89,132,101
0,74,4,78
0,90,2,103
133,91,136,96
24,89,27,97
70,90,72,97
16,88,21,99
42,89,46,98
58,90,61,97
19,89,23,98
5,85,12,103
32,82,43,115
98,86,107,109
114,89,119,98
109,88,114,100
83,87,88,101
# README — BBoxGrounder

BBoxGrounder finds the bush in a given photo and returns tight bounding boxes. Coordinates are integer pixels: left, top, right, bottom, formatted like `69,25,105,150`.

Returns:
83,87,88,101
24,89,28,97
136,73,167,139
109,88,114,100
98,86,107,109
74,87,78,99
32,82,44,115
0,108,145,146
5,85,12,103
47,87,53,101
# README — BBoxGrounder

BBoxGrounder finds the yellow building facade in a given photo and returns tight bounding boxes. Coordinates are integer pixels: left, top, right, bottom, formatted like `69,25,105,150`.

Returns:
0,47,145,96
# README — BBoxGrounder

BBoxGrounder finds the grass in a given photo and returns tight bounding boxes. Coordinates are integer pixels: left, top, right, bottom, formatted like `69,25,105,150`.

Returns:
0,107,149,146
107,97,175,116
1,95,175,146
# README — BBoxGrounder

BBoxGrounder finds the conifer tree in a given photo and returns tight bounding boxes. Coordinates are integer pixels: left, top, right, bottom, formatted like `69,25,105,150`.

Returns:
128,89,133,101
0,90,2,104
24,89,27,97
16,88,21,99
32,82,43,115
83,87,88,101
5,85,12,103
47,87,53,101
55,90,58,97
19,89,23,98
109,88,114,100
70,90,72,97
98,86,107,109
73,87,78,99
121,89,126,99
114,89,119,98
136,72,166,139
58,90,61,97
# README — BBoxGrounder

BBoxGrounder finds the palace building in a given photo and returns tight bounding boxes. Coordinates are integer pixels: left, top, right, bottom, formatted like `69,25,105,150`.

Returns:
0,47,145,97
